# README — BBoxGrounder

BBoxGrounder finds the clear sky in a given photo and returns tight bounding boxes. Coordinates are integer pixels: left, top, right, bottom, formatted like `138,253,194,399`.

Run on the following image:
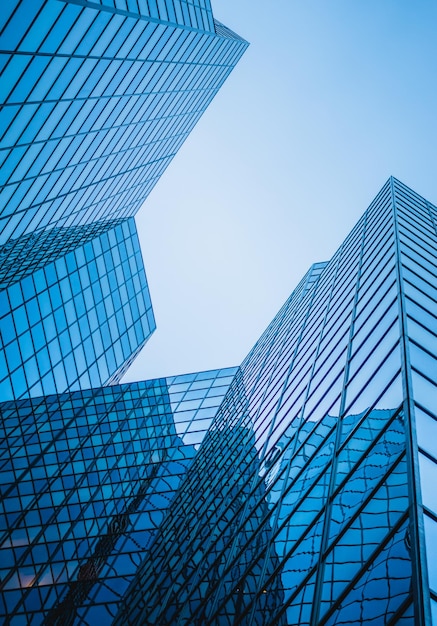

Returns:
123,0,437,382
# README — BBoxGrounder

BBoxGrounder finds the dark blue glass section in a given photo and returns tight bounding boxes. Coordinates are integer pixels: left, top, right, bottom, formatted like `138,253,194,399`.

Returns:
113,179,437,626
0,367,237,624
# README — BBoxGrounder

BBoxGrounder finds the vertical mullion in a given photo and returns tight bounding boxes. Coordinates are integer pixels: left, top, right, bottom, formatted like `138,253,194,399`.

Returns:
391,176,431,626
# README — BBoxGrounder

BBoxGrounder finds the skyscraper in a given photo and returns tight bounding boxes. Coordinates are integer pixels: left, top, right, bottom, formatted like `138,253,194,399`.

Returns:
0,0,248,401
114,177,436,626
0,1,248,244
0,367,238,624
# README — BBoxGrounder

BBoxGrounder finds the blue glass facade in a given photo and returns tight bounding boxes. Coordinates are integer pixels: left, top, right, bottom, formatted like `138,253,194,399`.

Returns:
0,367,237,625
0,0,247,401
83,0,216,31
113,178,437,626
0,1,252,623
0,0,248,244
2,1,436,624
0,218,155,400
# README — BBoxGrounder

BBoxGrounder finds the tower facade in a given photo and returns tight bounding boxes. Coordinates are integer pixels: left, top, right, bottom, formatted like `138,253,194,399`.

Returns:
0,0,248,400
115,178,437,626
0,218,155,400
0,0,248,244
0,367,238,624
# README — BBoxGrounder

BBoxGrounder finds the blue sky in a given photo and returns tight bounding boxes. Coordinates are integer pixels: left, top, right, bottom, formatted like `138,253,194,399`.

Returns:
123,0,437,382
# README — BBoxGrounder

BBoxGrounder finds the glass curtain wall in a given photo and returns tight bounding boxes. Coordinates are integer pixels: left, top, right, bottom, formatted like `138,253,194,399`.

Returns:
115,178,436,626
0,0,248,244
0,367,237,625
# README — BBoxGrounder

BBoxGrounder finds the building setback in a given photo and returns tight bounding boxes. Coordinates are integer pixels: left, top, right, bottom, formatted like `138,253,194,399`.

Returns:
0,218,155,400
0,0,248,400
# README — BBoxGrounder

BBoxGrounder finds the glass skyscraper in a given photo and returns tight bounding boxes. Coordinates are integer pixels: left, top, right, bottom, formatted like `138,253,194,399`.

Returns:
0,367,238,624
114,177,437,626
0,0,248,401
0,0,248,244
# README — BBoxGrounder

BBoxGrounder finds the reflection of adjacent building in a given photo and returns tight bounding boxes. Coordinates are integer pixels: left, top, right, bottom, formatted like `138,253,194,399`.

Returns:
115,406,411,625
0,368,236,625
261,407,411,625
114,369,286,625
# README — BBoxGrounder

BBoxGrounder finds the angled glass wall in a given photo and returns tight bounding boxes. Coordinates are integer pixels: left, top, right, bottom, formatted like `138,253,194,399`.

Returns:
391,178,437,624
0,218,155,400
0,0,248,245
85,0,216,32
0,367,237,625
115,178,436,626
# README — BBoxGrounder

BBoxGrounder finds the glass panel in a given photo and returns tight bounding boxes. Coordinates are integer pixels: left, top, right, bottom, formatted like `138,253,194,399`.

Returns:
431,597,437,626
411,370,437,416
424,514,437,595
415,405,437,460
419,452,437,515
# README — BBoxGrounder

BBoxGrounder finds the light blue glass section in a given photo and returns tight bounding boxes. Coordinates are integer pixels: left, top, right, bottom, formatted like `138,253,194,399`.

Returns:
0,1,248,244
